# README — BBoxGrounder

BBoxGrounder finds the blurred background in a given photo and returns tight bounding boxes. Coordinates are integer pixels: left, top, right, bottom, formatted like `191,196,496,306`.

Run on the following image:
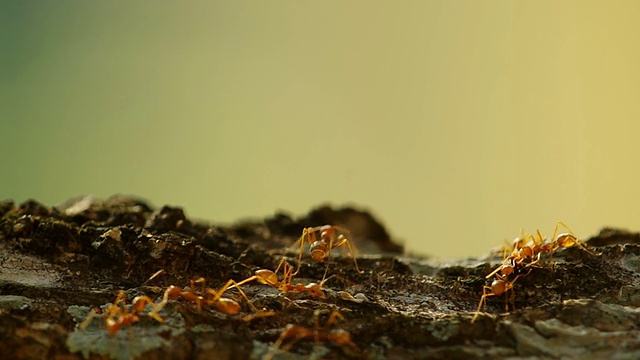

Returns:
1,1,639,259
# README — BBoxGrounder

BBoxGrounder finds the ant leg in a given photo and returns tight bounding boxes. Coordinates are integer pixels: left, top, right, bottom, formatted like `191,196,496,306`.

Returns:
331,236,364,274
553,221,599,255
227,275,258,290
486,263,506,279
320,259,332,284
523,251,542,269
192,277,207,293
325,311,345,327
79,308,100,330
241,310,276,322
146,269,165,282
504,289,510,312
273,257,288,276
294,231,306,276
506,275,521,312
211,279,258,312
471,286,495,323
554,221,575,239
265,324,296,360
273,257,295,284
293,229,313,276
281,260,295,289
153,285,184,314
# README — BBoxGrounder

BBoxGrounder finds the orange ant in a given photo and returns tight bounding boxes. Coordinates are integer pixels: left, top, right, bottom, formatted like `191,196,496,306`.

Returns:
230,257,330,299
295,225,363,275
80,291,162,336
486,221,597,280
153,277,256,317
471,273,522,323
265,310,355,360
476,222,598,324
486,233,540,280
547,221,599,256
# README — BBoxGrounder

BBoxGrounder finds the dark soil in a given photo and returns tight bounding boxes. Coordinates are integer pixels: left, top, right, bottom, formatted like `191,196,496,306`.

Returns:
1,195,639,360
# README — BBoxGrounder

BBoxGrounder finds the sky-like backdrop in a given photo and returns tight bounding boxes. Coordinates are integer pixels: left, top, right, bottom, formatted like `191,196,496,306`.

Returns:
2,1,640,258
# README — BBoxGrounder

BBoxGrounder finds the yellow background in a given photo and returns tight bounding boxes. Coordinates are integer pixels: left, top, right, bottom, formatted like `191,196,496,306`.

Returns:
2,1,639,258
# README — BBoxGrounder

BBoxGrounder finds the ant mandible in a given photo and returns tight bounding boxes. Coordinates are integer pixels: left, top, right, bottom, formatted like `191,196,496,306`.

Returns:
294,225,364,275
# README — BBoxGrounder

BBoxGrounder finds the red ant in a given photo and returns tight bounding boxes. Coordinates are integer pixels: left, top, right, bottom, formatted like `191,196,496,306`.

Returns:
546,221,599,256
486,234,540,280
294,225,363,275
153,277,256,316
471,273,523,323
230,257,330,299
80,291,162,336
487,222,598,279
265,310,355,360
475,222,599,323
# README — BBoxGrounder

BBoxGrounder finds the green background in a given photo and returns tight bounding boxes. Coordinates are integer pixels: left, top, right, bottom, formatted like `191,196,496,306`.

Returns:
2,1,639,258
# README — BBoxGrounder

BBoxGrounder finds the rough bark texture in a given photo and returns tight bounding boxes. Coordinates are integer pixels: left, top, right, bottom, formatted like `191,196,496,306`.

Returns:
1,196,639,360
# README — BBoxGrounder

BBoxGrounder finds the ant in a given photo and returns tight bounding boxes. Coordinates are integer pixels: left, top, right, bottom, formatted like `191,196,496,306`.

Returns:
546,221,599,256
265,310,355,360
471,273,523,323
486,221,598,280
475,222,599,324
230,257,330,299
80,291,162,336
153,277,256,317
294,225,363,276
486,233,540,280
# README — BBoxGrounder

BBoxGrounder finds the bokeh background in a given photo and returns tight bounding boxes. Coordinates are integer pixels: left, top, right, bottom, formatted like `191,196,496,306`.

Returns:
2,1,639,259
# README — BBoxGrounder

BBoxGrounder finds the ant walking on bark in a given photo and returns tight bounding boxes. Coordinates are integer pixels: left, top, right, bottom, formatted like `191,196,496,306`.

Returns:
265,310,356,360
294,225,364,277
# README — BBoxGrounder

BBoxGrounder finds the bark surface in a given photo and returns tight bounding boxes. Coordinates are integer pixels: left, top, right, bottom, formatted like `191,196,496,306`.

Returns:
1,196,638,360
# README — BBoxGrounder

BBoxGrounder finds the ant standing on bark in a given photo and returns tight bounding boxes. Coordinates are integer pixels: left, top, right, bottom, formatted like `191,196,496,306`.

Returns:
153,277,257,316
229,257,332,299
471,272,525,323
473,222,599,323
294,225,364,277
80,291,163,336
265,310,356,360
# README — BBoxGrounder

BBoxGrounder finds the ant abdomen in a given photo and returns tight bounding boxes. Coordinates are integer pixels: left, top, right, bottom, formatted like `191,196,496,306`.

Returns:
310,240,328,261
